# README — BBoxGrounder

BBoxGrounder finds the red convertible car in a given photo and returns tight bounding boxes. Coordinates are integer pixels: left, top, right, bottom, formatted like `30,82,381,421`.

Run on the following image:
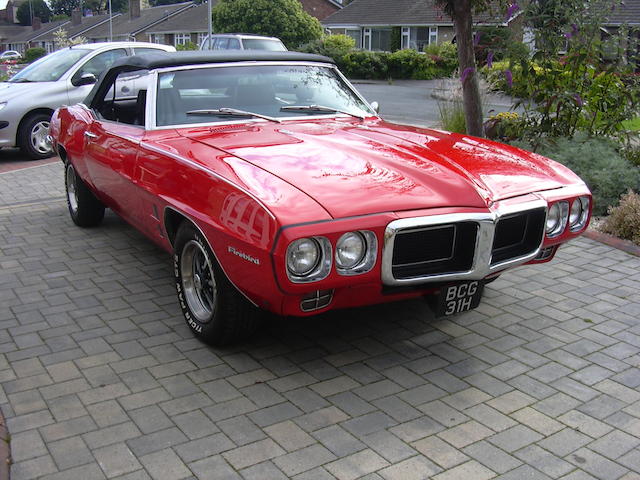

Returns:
50,51,592,344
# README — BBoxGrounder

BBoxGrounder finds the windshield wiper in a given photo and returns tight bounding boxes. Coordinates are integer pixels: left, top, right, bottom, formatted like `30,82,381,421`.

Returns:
280,104,365,120
186,108,281,123
9,78,33,83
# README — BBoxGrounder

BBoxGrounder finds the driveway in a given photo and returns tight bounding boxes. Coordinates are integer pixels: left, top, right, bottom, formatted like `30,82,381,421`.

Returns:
1,159,640,480
353,79,515,128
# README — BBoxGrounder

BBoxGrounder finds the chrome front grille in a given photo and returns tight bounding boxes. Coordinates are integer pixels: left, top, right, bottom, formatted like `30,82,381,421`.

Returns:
381,199,547,286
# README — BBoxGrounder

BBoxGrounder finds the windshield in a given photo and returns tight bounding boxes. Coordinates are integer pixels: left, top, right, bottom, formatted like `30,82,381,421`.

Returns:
241,39,287,51
10,48,92,82
156,64,374,126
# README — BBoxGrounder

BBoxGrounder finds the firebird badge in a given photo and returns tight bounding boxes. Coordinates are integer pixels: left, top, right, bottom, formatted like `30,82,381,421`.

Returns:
228,246,260,265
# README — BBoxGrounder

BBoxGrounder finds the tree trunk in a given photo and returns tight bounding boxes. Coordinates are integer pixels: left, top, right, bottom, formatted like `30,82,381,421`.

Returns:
453,0,484,137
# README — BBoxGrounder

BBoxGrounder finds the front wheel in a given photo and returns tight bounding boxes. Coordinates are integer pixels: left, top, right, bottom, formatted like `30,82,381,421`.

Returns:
19,113,54,159
174,222,262,345
65,162,105,227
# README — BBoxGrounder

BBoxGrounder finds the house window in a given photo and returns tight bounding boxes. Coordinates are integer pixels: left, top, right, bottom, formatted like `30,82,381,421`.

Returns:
366,27,392,51
363,28,371,50
43,41,54,53
346,29,362,48
197,33,208,47
401,27,410,49
150,34,164,44
429,26,438,45
174,33,191,46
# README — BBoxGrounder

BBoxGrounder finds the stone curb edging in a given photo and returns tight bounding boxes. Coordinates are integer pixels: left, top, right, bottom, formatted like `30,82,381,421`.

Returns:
0,407,9,480
584,229,640,257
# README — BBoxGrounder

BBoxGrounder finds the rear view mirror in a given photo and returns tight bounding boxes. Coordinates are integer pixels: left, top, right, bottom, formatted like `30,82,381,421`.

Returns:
370,101,380,113
73,73,97,87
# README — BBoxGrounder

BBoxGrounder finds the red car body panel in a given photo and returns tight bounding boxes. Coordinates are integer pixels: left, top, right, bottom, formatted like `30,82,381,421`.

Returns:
50,103,591,317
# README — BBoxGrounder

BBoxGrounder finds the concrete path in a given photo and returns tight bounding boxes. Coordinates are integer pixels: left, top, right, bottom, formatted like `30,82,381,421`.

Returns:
1,162,640,480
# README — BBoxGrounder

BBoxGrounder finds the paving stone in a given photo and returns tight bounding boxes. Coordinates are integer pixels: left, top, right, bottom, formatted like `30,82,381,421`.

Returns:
174,432,235,463
223,438,286,470
94,443,142,478
412,436,469,469
379,455,442,480
48,436,94,470
362,430,416,463
342,411,397,437
537,428,592,457
265,420,316,451
487,425,543,453
437,421,494,449
188,455,242,480
325,449,390,480
140,448,191,480
313,425,365,457
587,430,640,459
431,460,495,480
514,445,574,478
273,444,337,477
566,448,629,480
240,461,288,480
510,407,564,435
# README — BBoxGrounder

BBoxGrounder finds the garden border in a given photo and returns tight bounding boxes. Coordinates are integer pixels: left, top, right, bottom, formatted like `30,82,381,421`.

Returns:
584,229,640,257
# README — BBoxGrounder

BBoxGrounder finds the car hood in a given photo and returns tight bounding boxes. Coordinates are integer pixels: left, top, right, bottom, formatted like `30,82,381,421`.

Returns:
179,119,578,219
0,81,53,101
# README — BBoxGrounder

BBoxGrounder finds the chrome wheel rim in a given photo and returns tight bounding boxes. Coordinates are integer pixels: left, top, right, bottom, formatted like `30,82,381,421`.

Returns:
30,120,51,155
66,165,78,214
180,240,216,322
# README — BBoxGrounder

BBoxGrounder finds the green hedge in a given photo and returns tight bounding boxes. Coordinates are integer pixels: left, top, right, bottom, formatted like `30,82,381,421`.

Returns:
513,135,640,215
298,35,458,80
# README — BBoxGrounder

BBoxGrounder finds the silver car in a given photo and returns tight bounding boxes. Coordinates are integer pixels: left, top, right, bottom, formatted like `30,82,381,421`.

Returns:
199,34,287,52
0,42,175,159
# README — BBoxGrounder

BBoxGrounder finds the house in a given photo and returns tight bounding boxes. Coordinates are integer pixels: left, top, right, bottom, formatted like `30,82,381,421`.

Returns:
0,22,29,51
22,10,123,50
145,1,214,47
299,0,342,21
5,17,71,53
322,0,522,51
82,0,195,42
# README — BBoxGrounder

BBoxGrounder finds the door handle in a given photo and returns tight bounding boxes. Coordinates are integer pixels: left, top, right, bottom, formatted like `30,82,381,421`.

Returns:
84,131,98,140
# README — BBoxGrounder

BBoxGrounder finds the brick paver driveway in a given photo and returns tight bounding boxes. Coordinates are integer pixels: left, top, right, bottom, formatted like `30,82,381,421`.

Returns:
1,162,640,480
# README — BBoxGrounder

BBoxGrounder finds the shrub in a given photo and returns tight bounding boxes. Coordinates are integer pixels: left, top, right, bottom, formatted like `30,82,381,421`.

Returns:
621,145,640,168
297,34,354,70
424,42,458,77
341,51,389,80
388,49,436,80
512,135,640,215
23,47,46,63
176,41,198,51
601,190,640,244
438,100,466,134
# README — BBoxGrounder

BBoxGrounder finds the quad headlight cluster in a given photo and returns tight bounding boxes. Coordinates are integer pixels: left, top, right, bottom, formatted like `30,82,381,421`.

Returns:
286,230,377,283
546,196,590,238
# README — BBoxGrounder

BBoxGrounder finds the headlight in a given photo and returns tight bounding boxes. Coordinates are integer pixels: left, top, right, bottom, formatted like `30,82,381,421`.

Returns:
569,196,590,232
336,230,378,275
546,201,569,238
286,236,331,283
287,238,320,276
336,232,365,269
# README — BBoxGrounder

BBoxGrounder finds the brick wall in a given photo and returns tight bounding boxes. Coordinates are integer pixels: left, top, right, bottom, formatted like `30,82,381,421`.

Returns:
299,0,340,20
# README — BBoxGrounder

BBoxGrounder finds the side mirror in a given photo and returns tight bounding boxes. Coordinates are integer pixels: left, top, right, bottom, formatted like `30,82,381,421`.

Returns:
370,101,380,114
72,73,97,87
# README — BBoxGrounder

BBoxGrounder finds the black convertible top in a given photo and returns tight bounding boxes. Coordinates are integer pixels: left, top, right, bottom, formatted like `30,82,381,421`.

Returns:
111,50,334,71
85,50,334,106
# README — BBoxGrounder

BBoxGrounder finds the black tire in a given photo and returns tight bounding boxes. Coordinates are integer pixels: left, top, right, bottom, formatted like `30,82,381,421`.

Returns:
65,162,105,227
174,222,262,345
19,113,54,159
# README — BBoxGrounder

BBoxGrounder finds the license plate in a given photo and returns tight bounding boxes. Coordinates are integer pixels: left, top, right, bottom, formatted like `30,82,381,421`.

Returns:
436,280,484,317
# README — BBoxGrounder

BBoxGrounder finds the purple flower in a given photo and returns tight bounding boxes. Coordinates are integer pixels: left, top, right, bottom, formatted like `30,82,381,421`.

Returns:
461,67,475,84
505,2,520,21
574,94,583,106
474,31,482,46
505,70,513,89
487,51,494,68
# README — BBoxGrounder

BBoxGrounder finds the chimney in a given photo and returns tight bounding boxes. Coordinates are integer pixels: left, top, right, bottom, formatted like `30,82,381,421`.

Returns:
71,9,82,25
32,17,42,31
129,0,141,19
